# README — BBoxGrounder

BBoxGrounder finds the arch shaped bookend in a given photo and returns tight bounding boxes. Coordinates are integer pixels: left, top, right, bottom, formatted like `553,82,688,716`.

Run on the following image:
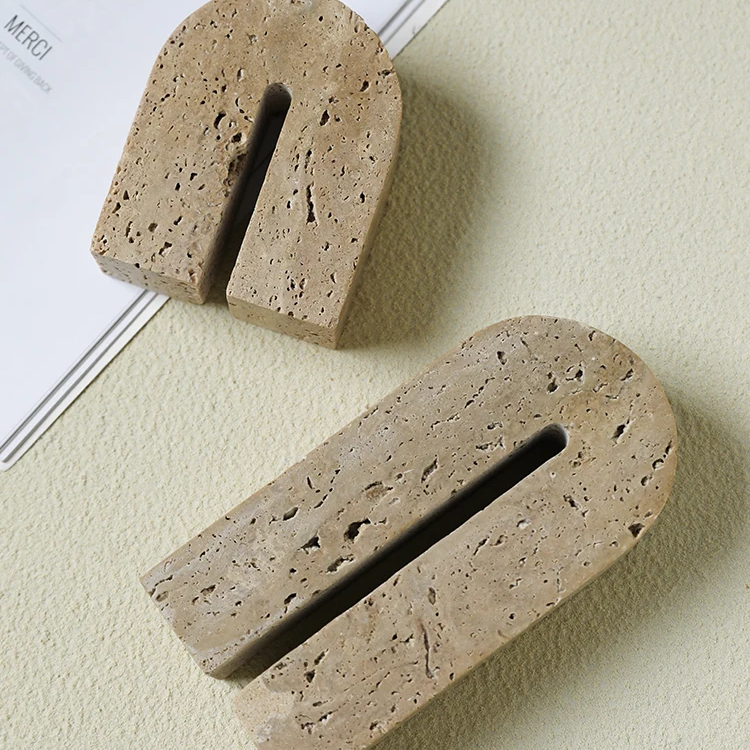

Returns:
141,317,677,748
91,0,402,348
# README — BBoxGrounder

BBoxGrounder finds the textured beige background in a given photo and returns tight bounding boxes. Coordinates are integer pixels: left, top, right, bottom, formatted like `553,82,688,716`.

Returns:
1,0,748,748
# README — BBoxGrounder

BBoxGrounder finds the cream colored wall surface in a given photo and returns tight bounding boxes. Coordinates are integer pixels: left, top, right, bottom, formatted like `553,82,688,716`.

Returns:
1,0,748,748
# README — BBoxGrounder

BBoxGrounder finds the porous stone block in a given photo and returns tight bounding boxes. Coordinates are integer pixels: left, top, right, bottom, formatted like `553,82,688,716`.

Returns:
91,0,402,348
142,316,677,692
232,316,677,748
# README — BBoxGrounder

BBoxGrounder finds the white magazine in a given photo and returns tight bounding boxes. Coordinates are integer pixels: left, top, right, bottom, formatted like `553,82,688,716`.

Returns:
0,0,448,469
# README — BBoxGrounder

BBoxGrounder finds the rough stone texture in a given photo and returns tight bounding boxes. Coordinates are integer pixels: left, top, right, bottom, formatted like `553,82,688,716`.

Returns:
91,0,401,347
4,1,749,748
142,316,676,685
232,316,677,748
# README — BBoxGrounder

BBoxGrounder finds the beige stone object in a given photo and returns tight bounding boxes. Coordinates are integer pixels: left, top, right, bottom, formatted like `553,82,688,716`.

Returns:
142,316,676,700
91,0,401,348
229,316,677,748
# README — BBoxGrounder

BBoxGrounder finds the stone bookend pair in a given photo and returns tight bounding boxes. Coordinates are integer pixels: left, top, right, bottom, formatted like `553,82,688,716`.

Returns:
94,1,678,747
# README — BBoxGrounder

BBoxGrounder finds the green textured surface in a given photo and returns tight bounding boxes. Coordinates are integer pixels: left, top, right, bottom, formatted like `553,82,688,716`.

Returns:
1,0,748,747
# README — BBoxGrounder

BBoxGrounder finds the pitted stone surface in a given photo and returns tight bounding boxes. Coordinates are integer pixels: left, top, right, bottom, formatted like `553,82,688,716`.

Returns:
232,316,677,748
142,317,677,685
91,0,401,347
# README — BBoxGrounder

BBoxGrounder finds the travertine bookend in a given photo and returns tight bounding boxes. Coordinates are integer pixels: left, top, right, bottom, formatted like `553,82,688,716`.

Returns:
91,0,401,348
229,317,676,748
143,317,677,743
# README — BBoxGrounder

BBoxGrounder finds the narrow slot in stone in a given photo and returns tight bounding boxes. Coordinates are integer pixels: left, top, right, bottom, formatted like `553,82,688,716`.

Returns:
210,83,292,296
240,424,568,677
